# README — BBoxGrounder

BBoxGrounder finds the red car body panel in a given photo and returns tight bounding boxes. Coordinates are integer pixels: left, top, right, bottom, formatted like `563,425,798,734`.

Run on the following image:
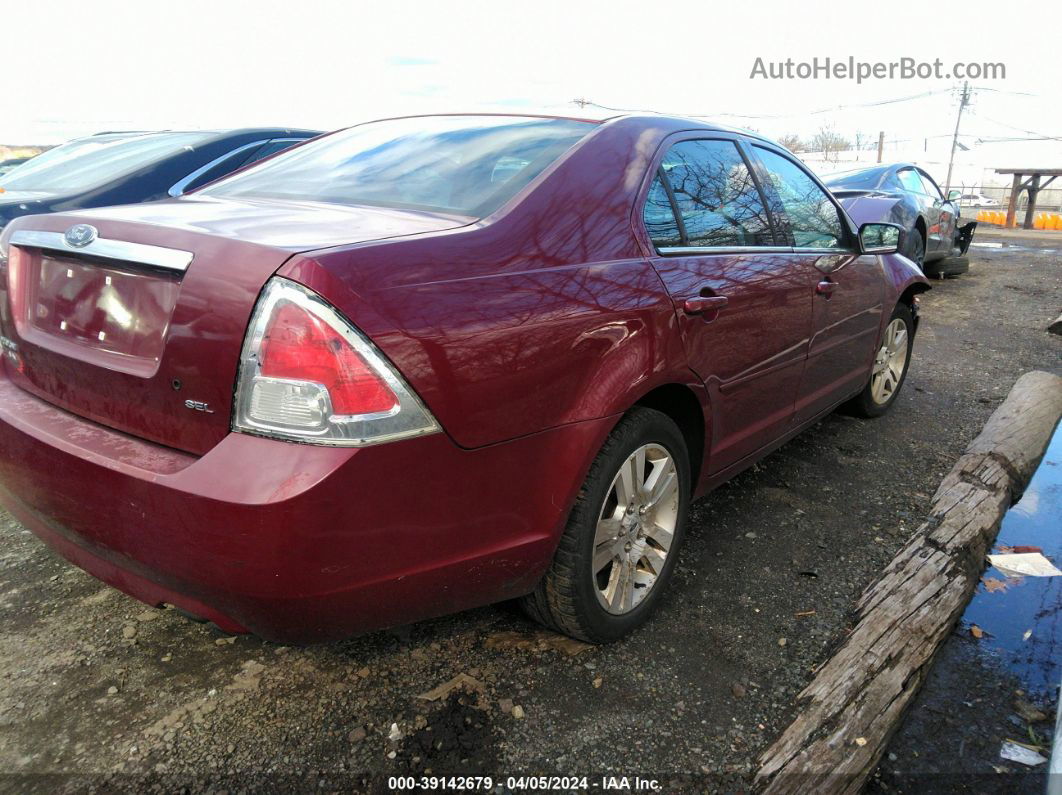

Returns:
0,114,929,641
0,373,616,642
3,201,472,455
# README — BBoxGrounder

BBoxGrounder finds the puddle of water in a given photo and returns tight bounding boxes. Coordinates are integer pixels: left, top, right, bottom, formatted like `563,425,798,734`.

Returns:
971,241,1060,254
961,423,1062,697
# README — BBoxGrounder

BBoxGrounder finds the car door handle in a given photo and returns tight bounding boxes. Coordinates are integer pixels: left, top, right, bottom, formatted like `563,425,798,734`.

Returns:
815,280,836,297
683,295,728,314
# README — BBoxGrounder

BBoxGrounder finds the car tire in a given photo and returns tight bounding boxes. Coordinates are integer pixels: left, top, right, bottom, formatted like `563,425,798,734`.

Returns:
521,407,690,643
904,226,925,267
845,303,915,418
923,257,970,279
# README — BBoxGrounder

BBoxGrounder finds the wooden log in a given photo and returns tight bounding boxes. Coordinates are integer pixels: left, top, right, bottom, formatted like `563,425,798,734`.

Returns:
1005,173,1021,228
756,370,1062,794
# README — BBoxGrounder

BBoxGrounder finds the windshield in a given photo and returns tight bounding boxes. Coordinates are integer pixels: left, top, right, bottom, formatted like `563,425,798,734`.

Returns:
822,167,887,190
200,116,597,216
0,132,213,194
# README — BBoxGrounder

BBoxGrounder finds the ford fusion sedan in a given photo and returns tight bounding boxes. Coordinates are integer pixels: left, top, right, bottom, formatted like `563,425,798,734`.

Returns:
0,114,928,643
0,128,321,231
823,163,977,278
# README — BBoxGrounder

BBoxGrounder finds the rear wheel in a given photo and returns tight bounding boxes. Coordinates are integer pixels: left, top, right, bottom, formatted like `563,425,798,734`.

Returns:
521,407,690,643
846,303,914,418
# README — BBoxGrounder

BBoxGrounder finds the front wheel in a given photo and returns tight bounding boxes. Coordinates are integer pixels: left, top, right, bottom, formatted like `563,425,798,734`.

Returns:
521,407,690,643
845,303,915,418
904,227,926,267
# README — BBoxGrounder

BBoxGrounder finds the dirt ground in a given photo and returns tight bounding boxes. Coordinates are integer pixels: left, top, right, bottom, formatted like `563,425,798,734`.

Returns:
0,231,1059,793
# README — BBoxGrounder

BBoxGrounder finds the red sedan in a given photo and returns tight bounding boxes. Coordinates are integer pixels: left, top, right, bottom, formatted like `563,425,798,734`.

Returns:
0,114,928,643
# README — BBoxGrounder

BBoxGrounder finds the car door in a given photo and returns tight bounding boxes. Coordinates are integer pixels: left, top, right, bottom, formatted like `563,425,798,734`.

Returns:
747,145,884,423
642,136,814,475
917,169,957,255
897,167,942,254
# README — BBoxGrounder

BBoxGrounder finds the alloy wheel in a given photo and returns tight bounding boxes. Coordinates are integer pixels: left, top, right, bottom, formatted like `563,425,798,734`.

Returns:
870,318,909,405
592,443,680,615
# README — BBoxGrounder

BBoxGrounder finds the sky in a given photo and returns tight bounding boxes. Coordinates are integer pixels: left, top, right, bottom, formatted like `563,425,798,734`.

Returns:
7,0,1061,183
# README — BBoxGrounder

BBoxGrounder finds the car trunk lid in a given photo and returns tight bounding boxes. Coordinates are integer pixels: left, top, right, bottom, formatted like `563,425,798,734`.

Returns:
0,197,471,455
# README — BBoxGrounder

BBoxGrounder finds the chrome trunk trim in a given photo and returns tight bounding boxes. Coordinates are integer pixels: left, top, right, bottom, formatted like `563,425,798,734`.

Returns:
10,229,194,273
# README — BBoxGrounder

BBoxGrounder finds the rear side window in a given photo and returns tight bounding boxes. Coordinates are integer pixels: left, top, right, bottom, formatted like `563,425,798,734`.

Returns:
643,174,683,247
644,139,773,249
249,139,304,161
753,147,845,249
180,146,263,193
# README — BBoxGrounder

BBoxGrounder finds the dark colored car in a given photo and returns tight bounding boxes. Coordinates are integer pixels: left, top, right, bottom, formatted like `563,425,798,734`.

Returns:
823,163,977,277
0,128,321,231
0,114,929,644
0,157,34,178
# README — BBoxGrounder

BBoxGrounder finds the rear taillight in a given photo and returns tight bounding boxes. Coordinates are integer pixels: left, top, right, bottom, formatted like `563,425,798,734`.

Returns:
233,277,438,446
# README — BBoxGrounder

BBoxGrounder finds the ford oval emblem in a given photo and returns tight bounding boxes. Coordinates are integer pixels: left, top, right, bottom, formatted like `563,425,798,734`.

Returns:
64,224,98,248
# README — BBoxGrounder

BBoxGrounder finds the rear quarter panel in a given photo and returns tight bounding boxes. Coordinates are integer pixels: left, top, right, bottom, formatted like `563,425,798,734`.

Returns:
840,194,916,231
281,119,700,450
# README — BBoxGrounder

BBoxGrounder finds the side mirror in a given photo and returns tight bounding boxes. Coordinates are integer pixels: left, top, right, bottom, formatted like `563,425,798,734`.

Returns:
859,222,903,255
947,189,960,201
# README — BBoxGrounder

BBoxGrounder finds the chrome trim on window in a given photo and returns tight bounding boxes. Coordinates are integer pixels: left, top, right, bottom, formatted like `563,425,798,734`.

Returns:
10,230,194,272
167,138,303,197
657,245,794,256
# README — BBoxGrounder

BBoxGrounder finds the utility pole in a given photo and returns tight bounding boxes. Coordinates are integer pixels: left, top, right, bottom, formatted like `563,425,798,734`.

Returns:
876,131,884,163
944,82,971,194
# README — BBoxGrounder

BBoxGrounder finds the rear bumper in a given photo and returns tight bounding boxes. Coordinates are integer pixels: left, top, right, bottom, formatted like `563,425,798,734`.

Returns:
0,373,610,643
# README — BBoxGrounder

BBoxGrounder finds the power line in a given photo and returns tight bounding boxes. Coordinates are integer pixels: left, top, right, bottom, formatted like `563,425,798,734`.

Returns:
968,86,1039,97
967,109,1062,141
572,87,954,121
975,136,1060,144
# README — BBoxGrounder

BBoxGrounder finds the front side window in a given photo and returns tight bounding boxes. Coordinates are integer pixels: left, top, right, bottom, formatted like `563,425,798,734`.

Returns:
201,116,595,217
651,139,773,248
753,147,845,249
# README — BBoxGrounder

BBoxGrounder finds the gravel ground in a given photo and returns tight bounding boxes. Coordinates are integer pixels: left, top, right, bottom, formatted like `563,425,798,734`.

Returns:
0,233,1059,793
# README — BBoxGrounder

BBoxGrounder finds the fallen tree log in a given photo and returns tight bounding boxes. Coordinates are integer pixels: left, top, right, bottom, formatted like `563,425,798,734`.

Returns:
756,370,1062,794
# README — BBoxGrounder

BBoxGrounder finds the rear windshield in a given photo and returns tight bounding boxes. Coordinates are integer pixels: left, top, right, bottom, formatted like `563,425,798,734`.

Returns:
200,116,596,217
822,167,889,190
0,133,214,194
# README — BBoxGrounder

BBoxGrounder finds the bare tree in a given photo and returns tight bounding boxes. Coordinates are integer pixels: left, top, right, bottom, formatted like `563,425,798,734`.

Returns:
809,125,852,163
777,134,805,153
